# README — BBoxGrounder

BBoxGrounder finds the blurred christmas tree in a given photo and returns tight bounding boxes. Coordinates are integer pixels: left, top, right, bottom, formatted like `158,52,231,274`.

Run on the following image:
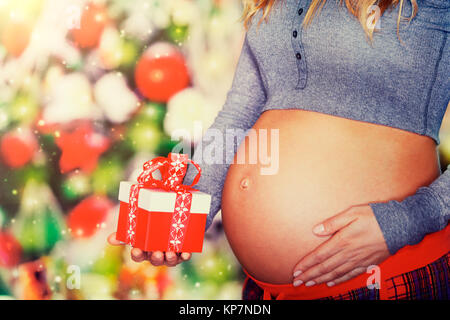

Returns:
0,0,448,301
0,0,246,300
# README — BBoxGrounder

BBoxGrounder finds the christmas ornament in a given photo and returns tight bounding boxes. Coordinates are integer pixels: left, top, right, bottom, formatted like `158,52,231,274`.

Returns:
0,127,38,168
119,39,140,70
67,195,114,238
137,102,166,126
55,124,110,174
166,23,189,44
12,180,66,256
0,231,22,268
71,3,110,49
1,19,32,57
61,171,91,200
126,119,163,153
121,11,156,43
164,88,218,144
135,42,190,103
94,72,139,124
42,72,99,124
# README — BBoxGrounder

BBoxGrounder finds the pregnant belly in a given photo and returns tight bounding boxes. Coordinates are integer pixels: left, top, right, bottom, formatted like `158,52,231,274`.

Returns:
221,109,440,284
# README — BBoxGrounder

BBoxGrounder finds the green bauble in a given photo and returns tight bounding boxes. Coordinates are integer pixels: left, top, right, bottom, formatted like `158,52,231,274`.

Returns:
126,120,163,153
119,39,140,70
91,157,123,197
9,94,39,124
61,172,91,201
166,23,189,44
12,180,66,257
137,102,166,127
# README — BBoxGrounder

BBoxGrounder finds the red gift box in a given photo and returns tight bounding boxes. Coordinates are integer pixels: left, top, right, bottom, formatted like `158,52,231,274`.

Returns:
115,153,211,253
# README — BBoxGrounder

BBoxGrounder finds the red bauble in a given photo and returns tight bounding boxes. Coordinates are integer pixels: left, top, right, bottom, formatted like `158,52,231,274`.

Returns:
0,231,22,268
1,19,32,57
71,3,109,48
135,43,190,103
68,195,113,238
0,129,37,168
55,123,110,174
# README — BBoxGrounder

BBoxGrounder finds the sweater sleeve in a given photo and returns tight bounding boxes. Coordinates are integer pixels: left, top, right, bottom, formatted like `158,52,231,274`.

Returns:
370,164,450,254
183,33,267,230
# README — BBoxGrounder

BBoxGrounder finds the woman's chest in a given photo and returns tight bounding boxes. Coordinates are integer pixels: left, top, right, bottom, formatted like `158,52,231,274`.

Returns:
245,0,448,92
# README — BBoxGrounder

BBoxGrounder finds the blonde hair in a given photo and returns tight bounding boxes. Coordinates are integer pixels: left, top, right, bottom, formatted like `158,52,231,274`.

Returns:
241,0,418,41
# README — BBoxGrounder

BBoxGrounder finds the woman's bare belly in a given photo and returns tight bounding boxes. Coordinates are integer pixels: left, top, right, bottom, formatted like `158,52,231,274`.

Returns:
221,109,440,284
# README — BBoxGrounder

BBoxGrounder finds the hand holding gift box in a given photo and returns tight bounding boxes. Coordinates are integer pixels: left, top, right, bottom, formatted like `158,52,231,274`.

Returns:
115,153,211,253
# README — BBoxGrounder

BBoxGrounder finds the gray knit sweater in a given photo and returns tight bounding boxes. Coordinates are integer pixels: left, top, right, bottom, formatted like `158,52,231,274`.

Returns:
183,0,450,254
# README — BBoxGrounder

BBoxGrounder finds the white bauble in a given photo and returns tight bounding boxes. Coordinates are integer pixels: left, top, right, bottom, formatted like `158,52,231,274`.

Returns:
164,88,218,144
94,72,139,124
42,72,100,124
122,11,156,42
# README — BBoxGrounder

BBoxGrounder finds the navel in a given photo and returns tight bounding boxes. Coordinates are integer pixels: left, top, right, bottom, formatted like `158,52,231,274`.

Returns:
239,177,250,190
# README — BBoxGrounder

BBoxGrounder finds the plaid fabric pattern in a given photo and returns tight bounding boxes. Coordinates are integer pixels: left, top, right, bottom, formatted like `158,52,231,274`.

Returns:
242,252,450,300
385,253,450,300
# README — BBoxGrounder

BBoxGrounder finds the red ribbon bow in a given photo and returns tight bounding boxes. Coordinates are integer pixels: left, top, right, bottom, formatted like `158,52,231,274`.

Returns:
126,153,201,251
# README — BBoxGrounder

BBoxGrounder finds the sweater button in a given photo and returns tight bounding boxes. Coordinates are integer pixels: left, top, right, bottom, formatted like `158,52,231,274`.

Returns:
293,30,298,38
296,52,302,60
298,8,303,15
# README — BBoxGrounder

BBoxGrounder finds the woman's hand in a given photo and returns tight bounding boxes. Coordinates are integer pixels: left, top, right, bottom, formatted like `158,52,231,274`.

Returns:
292,204,390,287
107,232,191,267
